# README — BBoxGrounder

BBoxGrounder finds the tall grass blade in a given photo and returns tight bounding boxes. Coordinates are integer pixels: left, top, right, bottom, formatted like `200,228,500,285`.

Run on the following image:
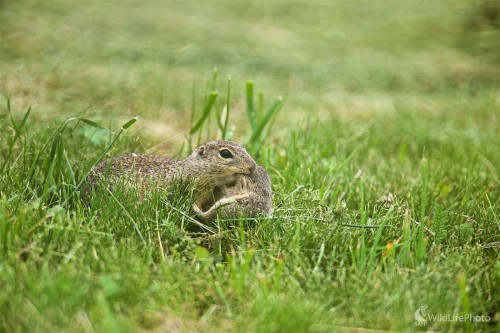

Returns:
358,179,367,271
246,81,256,131
417,158,429,263
211,68,218,91
41,118,76,202
248,97,283,146
1,102,31,174
221,76,231,140
107,188,146,245
190,91,218,135
367,206,394,275
80,118,106,129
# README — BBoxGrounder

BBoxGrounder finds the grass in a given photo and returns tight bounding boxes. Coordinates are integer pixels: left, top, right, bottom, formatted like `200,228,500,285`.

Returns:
1,1,499,332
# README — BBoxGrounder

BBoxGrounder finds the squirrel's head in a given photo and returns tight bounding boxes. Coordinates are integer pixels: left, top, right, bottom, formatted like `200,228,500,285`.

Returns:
187,140,257,187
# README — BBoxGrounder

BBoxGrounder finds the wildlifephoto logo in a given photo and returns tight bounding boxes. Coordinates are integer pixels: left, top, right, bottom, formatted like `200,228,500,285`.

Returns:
414,304,429,325
414,304,491,326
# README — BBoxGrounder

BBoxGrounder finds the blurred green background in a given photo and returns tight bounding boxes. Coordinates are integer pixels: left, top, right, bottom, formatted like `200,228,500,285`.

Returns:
1,2,499,332
1,0,499,146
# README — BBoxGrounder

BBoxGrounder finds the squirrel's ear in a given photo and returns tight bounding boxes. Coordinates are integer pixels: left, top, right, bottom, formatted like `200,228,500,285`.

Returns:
197,145,205,156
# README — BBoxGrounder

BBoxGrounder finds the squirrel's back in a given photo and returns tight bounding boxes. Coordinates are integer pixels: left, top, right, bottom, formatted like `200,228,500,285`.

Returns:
84,141,258,205
88,154,179,183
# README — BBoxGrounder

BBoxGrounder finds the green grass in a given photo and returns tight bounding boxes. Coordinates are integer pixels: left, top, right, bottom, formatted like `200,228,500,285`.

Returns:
1,1,499,332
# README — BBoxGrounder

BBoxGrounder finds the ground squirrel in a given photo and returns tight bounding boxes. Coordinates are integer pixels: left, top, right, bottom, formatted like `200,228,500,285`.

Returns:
85,140,273,220
192,165,273,221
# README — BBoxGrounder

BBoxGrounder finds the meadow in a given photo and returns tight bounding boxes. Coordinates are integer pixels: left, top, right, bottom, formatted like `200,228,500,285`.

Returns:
1,1,499,332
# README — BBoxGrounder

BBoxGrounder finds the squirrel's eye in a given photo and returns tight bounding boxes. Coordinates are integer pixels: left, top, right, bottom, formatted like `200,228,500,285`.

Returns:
219,149,233,159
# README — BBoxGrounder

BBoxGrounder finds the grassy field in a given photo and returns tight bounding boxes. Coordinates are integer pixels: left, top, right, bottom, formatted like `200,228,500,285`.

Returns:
1,1,499,332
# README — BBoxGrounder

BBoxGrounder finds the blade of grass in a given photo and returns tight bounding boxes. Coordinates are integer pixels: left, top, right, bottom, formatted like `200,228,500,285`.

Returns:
80,118,106,129
40,118,77,202
221,76,231,140
246,81,256,131
248,97,283,146
358,179,367,272
190,91,219,135
1,101,31,174
417,157,429,263
107,188,146,246
367,206,394,276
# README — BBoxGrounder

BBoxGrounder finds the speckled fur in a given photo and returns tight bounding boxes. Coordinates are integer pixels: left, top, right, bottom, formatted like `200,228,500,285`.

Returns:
84,140,257,207
192,165,273,221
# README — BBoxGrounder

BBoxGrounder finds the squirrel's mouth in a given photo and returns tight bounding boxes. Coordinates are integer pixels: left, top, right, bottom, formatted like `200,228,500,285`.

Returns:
221,171,248,186
241,166,255,175
225,179,238,188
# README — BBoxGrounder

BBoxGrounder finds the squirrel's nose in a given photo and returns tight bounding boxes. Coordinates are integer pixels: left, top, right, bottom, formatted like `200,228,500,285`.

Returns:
248,161,256,174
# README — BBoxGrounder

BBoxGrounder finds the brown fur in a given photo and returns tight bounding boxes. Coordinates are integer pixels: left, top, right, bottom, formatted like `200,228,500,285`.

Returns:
84,141,257,208
192,165,273,221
